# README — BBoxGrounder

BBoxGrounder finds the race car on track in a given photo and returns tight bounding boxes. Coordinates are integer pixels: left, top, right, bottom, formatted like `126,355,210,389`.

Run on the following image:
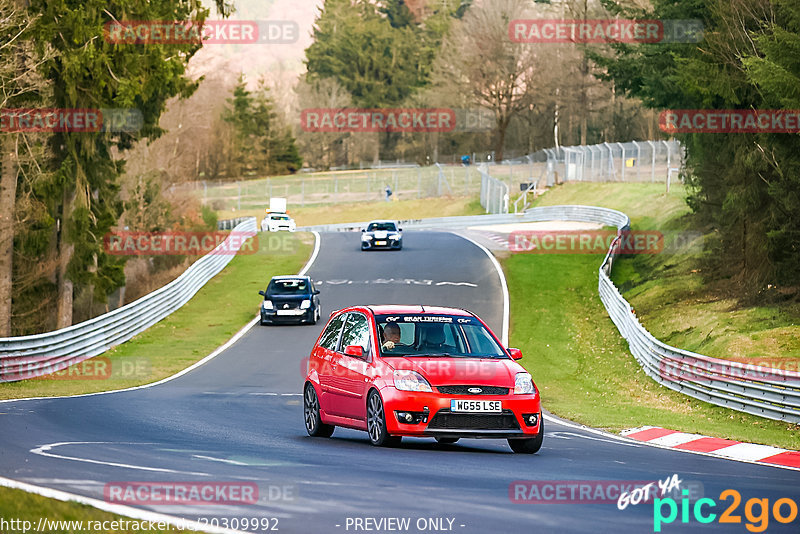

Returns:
259,276,321,325
302,305,543,453
361,220,402,250
261,212,296,232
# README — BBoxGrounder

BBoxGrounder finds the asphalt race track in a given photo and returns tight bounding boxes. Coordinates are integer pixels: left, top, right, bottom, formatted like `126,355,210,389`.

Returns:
1,231,799,534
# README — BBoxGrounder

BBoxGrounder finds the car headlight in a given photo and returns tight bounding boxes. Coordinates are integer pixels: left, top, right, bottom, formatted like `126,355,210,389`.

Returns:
362,234,373,241
390,234,400,240
514,372,536,395
262,300,273,310
300,299,311,309
393,370,432,392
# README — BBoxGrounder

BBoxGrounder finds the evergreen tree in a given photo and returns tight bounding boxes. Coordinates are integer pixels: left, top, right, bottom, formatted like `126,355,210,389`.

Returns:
592,0,800,290
224,76,302,177
27,0,230,327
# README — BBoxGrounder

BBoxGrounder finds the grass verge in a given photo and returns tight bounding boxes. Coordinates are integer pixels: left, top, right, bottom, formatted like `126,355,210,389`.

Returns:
0,486,192,533
504,182,800,449
0,232,313,400
215,196,483,226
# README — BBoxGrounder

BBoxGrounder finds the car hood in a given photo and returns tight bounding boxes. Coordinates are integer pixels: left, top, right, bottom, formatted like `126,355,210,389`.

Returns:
382,356,522,387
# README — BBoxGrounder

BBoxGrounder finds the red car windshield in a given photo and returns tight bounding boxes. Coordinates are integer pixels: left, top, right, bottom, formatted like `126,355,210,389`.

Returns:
375,314,507,359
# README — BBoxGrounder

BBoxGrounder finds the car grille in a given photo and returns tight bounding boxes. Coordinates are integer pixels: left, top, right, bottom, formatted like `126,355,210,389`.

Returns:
437,385,509,395
427,410,520,430
274,301,300,310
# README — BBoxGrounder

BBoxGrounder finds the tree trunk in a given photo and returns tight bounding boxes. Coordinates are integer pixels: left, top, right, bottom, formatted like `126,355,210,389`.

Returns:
579,0,588,145
0,135,18,336
580,56,589,145
495,115,509,162
56,189,75,329
554,88,561,149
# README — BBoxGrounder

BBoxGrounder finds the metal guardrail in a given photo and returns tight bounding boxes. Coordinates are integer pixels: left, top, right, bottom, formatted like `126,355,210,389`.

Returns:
509,205,800,423
575,207,800,424
0,218,258,382
218,217,256,230
298,210,604,233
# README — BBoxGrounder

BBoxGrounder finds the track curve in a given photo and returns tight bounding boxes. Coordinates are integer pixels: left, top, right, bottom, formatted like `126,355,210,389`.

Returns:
1,231,798,533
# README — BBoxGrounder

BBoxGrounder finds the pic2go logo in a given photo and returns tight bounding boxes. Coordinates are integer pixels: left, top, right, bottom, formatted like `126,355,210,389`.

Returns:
654,489,799,532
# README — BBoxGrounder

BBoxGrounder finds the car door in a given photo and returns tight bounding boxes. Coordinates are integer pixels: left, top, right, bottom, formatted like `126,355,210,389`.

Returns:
314,313,346,414
334,312,374,421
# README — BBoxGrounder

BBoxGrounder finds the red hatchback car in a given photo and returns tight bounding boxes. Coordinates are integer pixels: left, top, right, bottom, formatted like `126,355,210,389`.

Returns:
303,305,543,453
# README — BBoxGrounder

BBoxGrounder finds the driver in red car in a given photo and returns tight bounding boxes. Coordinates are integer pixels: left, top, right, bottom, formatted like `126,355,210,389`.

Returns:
381,323,403,351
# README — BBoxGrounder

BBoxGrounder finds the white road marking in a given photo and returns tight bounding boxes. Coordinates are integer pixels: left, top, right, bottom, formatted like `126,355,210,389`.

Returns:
22,478,104,485
317,278,476,287
30,442,210,476
450,233,509,345
548,431,640,447
299,231,321,276
192,455,249,466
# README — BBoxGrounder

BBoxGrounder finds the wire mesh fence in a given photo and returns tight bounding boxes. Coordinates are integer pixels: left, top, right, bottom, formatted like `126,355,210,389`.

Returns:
185,165,482,212
177,140,682,215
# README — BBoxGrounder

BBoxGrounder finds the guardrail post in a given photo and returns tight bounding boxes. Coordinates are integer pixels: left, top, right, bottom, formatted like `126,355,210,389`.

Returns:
663,139,672,176
603,142,613,180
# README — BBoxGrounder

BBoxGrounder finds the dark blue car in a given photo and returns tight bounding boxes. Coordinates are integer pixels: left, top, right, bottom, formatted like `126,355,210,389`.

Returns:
259,276,321,325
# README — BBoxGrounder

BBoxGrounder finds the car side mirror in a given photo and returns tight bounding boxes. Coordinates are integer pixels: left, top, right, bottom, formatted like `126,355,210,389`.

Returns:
362,229,366,233
344,345,364,358
258,290,266,297
313,290,321,295
398,228,402,232
507,348,523,360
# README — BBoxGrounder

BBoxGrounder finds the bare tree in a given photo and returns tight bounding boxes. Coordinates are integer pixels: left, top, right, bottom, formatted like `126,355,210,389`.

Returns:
433,0,539,161
294,77,354,169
